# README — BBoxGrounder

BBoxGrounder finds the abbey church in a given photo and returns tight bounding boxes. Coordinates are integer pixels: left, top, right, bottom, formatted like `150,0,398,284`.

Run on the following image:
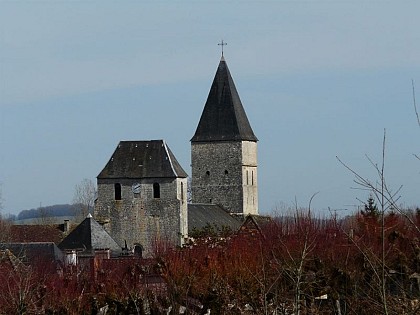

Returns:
94,56,259,256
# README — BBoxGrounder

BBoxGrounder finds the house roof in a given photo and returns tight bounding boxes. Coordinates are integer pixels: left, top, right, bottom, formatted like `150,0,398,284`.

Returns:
191,56,258,143
0,242,63,264
237,215,272,237
98,140,188,179
188,203,241,233
58,214,121,255
10,224,64,244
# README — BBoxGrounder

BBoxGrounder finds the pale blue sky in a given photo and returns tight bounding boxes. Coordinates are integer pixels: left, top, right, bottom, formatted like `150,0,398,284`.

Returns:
1,1,420,215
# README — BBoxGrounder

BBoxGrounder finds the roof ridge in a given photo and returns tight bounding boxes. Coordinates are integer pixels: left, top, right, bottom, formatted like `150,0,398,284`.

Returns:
162,140,178,177
97,140,187,179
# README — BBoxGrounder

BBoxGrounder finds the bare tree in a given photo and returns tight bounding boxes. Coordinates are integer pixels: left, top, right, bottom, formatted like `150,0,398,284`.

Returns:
35,206,54,225
72,178,96,222
0,216,11,243
336,130,419,314
267,194,320,315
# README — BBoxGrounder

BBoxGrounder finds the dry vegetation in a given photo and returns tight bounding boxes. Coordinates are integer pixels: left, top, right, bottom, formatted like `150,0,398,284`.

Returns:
0,208,419,315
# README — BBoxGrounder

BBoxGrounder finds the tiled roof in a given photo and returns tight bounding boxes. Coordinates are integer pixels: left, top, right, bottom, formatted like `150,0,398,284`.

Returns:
10,225,64,244
188,203,241,232
98,140,188,179
191,57,258,142
58,214,121,255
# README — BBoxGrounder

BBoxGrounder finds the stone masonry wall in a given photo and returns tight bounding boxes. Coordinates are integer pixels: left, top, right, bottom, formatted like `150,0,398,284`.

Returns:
191,141,258,215
95,177,187,257
191,141,241,213
242,141,258,215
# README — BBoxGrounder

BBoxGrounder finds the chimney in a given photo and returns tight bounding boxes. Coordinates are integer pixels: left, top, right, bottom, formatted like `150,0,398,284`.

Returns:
64,220,70,232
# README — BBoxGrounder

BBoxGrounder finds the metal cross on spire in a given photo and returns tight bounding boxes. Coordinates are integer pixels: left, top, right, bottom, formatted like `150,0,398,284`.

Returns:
218,40,227,57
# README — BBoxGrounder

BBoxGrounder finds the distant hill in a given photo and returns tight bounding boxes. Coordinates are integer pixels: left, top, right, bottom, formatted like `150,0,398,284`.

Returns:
16,204,75,221
13,215,76,225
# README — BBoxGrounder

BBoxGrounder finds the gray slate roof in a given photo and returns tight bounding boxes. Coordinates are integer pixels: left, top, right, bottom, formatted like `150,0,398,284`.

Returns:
188,203,241,232
0,242,63,264
58,214,121,255
98,140,188,179
191,56,258,142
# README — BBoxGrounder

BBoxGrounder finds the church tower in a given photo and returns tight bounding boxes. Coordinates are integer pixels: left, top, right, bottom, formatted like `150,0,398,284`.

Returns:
95,140,188,257
191,56,258,215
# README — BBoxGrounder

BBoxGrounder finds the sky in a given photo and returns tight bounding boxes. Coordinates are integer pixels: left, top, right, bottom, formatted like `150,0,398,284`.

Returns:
1,1,420,217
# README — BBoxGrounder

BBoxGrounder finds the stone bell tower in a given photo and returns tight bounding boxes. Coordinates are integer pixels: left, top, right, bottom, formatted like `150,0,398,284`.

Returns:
191,56,258,215
95,140,188,257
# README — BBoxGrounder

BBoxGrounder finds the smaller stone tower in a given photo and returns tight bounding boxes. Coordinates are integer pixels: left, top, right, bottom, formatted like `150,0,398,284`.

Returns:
191,56,258,215
94,140,188,257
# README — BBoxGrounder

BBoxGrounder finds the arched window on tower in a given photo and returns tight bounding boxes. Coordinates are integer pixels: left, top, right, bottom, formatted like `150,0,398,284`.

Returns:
153,183,160,198
114,183,122,200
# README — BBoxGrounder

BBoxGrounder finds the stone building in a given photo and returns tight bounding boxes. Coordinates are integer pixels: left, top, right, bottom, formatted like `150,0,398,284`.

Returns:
191,56,258,215
94,56,258,256
94,140,188,257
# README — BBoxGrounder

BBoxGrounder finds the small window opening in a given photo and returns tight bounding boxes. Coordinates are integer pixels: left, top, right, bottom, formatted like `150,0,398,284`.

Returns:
252,171,254,185
153,183,160,198
209,198,212,203
246,170,249,185
181,182,184,201
224,170,228,175
206,170,210,176
114,183,122,200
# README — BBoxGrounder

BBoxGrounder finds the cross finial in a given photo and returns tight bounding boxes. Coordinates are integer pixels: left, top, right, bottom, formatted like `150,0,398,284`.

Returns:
218,40,227,57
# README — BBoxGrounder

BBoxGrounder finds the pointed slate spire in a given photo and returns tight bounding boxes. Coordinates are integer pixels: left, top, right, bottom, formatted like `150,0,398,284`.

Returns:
191,57,258,142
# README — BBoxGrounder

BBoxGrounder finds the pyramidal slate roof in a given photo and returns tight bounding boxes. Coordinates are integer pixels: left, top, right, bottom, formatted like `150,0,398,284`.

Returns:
191,56,258,142
58,214,121,254
98,140,188,179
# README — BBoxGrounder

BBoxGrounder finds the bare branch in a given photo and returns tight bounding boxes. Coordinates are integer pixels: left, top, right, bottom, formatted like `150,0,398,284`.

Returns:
412,79,420,127
308,191,319,215
72,178,97,221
